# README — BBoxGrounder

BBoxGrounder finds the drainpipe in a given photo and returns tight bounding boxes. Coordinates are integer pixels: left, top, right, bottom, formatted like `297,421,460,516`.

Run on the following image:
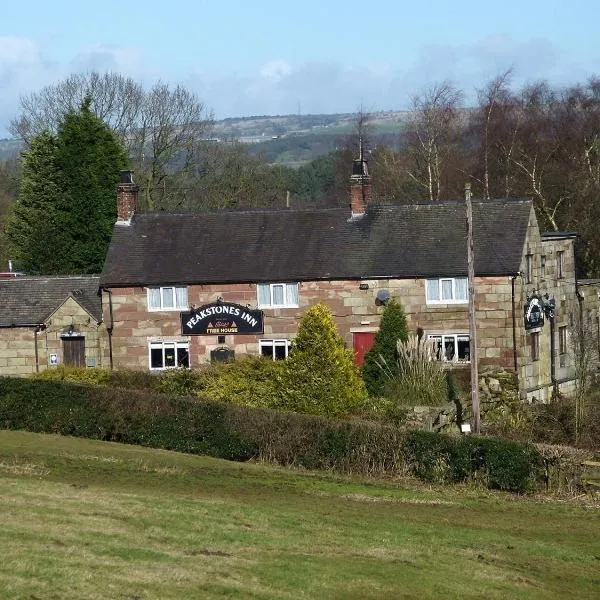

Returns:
103,288,114,370
511,275,518,372
34,326,40,373
550,314,557,396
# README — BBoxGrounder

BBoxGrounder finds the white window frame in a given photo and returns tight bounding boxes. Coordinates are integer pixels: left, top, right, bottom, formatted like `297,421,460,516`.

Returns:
428,333,470,363
257,283,299,308
147,286,188,311
259,339,291,360
425,278,468,305
148,340,190,370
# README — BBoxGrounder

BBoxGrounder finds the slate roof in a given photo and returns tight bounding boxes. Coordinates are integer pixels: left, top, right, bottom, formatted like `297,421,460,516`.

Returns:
0,276,102,327
100,199,533,287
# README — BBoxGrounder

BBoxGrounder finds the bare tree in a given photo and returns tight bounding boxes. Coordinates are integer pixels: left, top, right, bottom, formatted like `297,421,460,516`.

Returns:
406,82,463,201
133,82,213,210
10,72,144,143
10,72,214,212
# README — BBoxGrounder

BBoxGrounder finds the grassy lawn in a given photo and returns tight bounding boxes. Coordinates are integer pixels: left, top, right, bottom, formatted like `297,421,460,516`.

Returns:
0,430,598,599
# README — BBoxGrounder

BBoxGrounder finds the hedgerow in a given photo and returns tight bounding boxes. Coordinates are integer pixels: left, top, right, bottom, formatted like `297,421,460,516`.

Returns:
0,376,545,493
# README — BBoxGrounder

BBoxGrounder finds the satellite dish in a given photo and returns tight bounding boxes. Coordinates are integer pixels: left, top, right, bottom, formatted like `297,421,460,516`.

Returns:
375,289,390,305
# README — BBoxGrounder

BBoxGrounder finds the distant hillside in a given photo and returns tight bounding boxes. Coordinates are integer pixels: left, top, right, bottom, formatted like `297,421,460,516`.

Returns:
0,110,412,165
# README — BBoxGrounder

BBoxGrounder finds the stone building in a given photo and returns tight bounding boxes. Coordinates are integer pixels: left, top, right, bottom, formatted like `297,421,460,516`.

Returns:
98,166,590,401
0,276,106,376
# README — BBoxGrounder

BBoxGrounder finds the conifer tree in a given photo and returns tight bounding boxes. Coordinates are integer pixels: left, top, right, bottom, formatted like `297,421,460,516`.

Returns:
5,131,67,274
281,303,368,417
362,298,409,397
6,97,128,274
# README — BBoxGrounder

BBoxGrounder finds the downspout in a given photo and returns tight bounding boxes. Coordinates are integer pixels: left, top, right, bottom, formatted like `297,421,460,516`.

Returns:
103,288,114,370
550,315,557,396
511,275,518,372
34,326,40,373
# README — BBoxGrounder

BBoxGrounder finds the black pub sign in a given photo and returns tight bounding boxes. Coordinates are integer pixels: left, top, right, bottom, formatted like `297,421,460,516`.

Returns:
181,301,264,335
524,295,544,330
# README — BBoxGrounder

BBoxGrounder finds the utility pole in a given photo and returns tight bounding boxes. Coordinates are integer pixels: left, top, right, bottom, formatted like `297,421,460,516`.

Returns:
465,182,480,434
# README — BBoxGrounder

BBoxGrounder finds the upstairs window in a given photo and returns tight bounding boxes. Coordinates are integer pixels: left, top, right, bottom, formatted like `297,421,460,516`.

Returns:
557,251,565,279
148,286,188,311
426,278,468,304
257,283,299,308
525,254,533,284
540,255,546,280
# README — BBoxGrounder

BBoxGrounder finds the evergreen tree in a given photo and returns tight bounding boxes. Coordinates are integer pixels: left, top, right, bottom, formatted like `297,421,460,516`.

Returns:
281,303,368,417
362,299,409,397
55,97,129,273
6,98,128,274
5,131,67,274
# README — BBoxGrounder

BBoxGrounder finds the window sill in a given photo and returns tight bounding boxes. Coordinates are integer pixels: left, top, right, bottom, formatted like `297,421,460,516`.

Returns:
425,301,469,307
258,304,299,310
148,308,187,312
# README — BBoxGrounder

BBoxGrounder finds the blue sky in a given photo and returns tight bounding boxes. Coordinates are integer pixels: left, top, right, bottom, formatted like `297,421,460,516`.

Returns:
1,0,599,136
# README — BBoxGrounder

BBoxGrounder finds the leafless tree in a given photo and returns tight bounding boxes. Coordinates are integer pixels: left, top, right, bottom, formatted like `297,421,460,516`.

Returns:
10,72,214,212
406,82,463,201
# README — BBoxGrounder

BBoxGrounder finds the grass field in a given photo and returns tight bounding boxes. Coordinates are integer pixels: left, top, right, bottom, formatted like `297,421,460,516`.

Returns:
0,430,598,599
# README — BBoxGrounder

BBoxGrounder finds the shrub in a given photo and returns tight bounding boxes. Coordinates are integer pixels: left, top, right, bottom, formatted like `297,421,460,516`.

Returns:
196,357,285,408
362,299,408,397
33,366,111,386
280,303,368,417
402,430,543,492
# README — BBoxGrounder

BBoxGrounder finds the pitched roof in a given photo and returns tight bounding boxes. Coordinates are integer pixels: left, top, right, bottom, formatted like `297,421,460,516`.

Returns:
0,276,102,327
100,199,533,287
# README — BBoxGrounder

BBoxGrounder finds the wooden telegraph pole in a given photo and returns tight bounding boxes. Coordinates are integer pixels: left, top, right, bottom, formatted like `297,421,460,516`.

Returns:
465,182,480,434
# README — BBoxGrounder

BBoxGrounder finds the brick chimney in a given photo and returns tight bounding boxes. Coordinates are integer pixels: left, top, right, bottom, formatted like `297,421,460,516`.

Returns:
116,170,139,224
349,141,372,218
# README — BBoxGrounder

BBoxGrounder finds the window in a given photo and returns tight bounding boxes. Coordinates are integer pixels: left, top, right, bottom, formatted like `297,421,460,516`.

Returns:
525,254,533,284
259,339,290,360
426,278,468,304
531,332,540,361
428,334,470,362
257,283,299,308
148,286,188,311
559,326,568,355
557,251,564,279
149,341,189,370
540,255,546,279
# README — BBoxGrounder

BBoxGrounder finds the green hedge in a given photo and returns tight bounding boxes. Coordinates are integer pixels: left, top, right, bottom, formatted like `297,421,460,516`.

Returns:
0,377,543,492
402,431,543,493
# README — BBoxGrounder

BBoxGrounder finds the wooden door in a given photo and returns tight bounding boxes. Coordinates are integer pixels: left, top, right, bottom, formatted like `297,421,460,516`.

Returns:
62,336,85,367
353,332,376,367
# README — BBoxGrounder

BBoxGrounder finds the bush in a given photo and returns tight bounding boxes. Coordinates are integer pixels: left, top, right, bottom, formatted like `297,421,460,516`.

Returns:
0,376,546,493
281,304,368,417
362,299,408,397
196,357,285,408
402,430,543,493
34,366,111,386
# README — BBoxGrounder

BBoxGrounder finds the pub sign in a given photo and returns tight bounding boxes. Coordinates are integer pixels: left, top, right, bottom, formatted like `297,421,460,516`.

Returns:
524,295,544,330
181,301,264,335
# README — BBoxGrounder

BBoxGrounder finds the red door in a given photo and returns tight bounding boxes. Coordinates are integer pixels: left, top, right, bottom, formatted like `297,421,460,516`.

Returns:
353,332,376,367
